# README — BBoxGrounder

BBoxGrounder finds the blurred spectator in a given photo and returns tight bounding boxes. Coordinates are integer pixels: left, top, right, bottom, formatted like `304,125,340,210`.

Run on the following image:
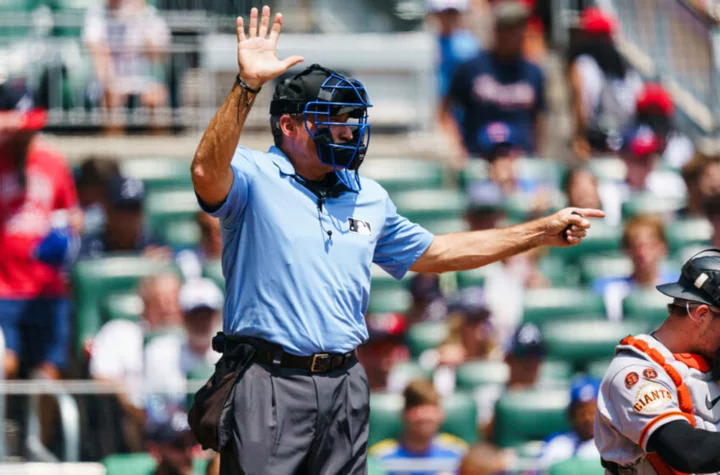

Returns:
680,153,710,218
442,0,546,164
537,376,600,467
465,180,506,231
83,0,170,133
459,442,510,475
145,408,198,475
357,312,410,392
623,83,693,170
487,0,546,64
562,166,602,210
145,278,223,403
427,0,479,99
568,7,643,158
89,273,182,452
698,155,720,247
74,156,120,235
0,79,82,381
369,379,467,474
176,211,222,280
592,215,676,321
406,273,447,324
81,175,168,258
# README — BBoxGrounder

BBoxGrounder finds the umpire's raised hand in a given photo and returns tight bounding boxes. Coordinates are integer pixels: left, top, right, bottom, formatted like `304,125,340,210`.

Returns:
236,6,304,90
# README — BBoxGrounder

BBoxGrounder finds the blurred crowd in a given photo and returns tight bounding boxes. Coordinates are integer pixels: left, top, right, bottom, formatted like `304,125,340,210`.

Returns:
2,0,720,473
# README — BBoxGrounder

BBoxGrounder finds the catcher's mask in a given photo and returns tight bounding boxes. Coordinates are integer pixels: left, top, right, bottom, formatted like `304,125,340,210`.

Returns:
270,64,372,192
657,249,720,308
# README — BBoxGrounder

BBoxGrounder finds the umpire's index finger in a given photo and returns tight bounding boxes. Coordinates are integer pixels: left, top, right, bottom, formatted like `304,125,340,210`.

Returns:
576,208,606,219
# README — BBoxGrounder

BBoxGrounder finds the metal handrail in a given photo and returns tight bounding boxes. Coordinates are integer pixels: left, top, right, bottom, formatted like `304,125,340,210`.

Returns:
0,379,205,396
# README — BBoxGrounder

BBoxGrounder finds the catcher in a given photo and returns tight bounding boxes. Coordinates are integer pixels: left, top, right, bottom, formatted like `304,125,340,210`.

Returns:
596,249,720,474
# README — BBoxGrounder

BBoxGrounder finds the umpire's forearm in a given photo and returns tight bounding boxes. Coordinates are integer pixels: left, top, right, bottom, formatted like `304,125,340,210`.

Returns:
411,218,548,274
191,81,258,207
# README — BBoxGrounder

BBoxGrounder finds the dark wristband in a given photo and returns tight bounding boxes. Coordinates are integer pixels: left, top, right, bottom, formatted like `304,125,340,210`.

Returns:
236,75,262,94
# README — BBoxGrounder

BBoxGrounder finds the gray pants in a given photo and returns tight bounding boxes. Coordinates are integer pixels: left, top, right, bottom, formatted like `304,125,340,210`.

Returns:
219,359,370,475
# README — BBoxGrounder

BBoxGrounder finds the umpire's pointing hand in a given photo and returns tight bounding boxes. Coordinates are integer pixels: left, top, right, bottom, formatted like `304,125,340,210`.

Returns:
237,6,304,90
541,207,605,247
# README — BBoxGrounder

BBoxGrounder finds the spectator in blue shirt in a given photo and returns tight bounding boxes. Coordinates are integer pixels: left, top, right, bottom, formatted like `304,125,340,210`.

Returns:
369,378,467,475
537,376,601,467
442,0,546,163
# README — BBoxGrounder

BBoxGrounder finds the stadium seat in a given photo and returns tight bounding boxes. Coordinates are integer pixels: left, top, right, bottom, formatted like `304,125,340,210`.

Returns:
368,391,477,447
387,361,432,387
623,289,672,326
537,255,576,287
621,193,686,218
514,158,565,187
103,453,209,475
457,160,489,189
203,259,225,290
144,189,200,244
392,189,468,222
405,322,448,358
455,360,509,390
49,0,102,37
162,219,201,249
585,156,627,182
587,359,612,380
503,189,566,222
522,288,605,326
100,292,143,322
71,255,178,355
371,264,409,292
0,0,37,38
549,222,622,261
494,388,570,448
539,360,574,385
578,254,632,283
120,157,193,192
363,158,444,193
368,288,411,315
543,320,651,368
418,217,468,235
456,262,502,289
549,458,604,475
666,217,713,252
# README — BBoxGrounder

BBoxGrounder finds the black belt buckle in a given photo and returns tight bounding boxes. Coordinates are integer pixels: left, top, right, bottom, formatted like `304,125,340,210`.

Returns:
310,353,331,372
211,332,226,353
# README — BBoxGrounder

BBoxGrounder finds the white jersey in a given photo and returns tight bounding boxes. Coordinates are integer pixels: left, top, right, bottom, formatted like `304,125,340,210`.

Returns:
595,334,720,474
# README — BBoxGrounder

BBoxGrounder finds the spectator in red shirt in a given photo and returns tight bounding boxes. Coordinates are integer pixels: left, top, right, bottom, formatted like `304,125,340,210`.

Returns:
0,79,82,380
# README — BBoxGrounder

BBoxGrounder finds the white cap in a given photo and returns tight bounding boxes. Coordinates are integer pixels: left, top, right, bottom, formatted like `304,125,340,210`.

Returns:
427,0,470,13
179,278,223,314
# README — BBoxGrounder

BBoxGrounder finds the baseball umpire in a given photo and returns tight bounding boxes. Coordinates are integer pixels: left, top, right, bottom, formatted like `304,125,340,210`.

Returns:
188,5,603,474
596,249,720,474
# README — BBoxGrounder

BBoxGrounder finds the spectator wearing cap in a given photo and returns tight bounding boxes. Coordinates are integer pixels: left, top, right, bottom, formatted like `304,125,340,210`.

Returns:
145,408,199,475
592,215,678,321
442,0,546,165
537,376,601,467
357,312,410,392
369,379,467,475
145,278,223,404
427,0,479,100
406,273,448,324
89,272,182,454
0,78,82,386
74,156,120,235
568,7,643,159
465,180,506,231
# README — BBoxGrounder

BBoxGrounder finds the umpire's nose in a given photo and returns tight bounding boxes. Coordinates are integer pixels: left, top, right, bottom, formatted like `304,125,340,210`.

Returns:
333,122,354,143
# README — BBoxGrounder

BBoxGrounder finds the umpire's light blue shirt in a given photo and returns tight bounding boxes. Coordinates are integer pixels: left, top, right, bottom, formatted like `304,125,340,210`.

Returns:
198,146,434,355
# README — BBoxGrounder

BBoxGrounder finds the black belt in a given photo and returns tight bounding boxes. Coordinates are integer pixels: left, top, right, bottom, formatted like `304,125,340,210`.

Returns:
601,459,620,475
213,333,357,374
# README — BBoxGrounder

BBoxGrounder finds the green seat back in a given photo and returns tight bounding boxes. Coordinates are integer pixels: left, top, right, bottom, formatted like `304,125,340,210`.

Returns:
417,217,467,235
666,218,713,252
456,262,502,289
538,255,576,287
145,190,200,243
71,255,178,354
494,388,570,448
100,292,143,322
202,259,225,291
393,189,467,222
549,223,622,261
543,320,651,367
621,193,685,218
457,160,489,189
405,321,448,358
514,158,565,186
623,290,671,326
522,288,605,325
587,359,613,380
504,189,565,222
585,157,627,182
103,453,156,475
363,158,443,193
120,157,193,192
371,264,409,292
50,0,100,37
369,288,411,314
387,361,432,387
367,456,388,475
579,254,632,283
0,0,37,38
369,392,477,447
549,458,604,475
456,360,509,390
540,360,574,384
162,219,201,249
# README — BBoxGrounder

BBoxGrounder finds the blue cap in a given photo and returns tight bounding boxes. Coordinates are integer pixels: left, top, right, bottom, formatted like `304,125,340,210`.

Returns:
477,121,518,160
108,176,145,209
570,376,600,405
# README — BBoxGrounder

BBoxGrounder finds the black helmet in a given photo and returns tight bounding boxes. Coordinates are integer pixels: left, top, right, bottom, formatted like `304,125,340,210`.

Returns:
656,249,720,307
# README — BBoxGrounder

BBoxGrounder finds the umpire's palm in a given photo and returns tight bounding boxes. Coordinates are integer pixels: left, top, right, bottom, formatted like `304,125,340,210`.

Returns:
237,6,304,88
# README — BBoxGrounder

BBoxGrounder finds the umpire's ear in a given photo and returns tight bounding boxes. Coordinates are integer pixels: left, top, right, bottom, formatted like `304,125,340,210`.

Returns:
279,114,303,140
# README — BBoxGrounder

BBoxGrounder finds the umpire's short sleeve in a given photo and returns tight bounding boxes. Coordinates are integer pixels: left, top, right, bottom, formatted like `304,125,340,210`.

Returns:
373,191,434,280
598,358,689,452
196,146,255,225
